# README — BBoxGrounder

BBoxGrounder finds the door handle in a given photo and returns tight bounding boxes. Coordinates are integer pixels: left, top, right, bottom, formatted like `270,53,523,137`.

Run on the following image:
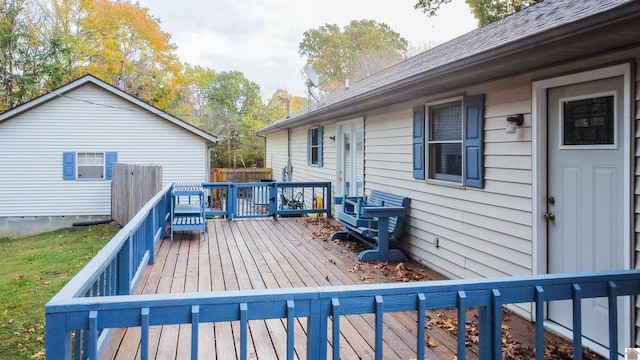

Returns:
544,212,556,221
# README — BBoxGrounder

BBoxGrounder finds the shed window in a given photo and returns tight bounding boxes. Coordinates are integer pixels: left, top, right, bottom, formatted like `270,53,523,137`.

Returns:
78,152,105,179
62,151,117,180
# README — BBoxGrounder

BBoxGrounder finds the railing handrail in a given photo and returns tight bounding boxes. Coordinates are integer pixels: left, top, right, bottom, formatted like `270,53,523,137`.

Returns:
45,269,640,311
47,183,172,304
46,267,640,360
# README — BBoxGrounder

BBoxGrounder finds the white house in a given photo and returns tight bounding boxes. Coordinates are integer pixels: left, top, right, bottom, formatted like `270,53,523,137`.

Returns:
0,75,218,237
257,0,640,355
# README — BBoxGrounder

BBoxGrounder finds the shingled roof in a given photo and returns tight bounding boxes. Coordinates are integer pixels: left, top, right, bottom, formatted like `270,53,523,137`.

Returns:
258,0,639,134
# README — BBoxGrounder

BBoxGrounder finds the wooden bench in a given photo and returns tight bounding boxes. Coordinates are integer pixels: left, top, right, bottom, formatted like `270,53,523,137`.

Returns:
330,190,410,261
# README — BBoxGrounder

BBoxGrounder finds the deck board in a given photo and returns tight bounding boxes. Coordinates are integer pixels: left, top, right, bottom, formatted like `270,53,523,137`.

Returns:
104,218,602,360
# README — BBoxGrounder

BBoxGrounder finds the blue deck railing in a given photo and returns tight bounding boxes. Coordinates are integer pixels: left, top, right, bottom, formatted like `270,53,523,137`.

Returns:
202,181,332,219
46,183,640,360
46,183,172,360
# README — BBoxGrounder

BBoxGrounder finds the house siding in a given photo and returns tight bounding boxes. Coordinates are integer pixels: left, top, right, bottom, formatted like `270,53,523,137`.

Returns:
0,83,209,218
364,83,534,282
265,130,288,181
265,123,336,184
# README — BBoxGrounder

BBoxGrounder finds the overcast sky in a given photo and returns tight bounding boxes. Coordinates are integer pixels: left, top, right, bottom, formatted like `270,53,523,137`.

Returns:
136,0,478,98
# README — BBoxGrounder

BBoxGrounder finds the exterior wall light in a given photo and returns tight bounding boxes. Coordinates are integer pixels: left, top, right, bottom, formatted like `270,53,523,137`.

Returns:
506,114,524,134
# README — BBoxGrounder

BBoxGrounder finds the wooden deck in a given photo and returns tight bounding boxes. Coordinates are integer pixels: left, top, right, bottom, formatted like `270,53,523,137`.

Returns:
103,218,601,360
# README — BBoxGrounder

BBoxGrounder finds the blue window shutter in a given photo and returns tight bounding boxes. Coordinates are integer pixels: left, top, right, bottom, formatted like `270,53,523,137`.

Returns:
307,128,311,165
318,126,324,167
62,152,76,180
105,152,118,180
412,105,425,180
463,95,485,188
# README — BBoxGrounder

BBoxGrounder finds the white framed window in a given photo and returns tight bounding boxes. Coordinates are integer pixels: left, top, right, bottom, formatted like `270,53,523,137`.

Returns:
307,126,323,166
413,94,485,188
77,152,105,179
427,98,463,183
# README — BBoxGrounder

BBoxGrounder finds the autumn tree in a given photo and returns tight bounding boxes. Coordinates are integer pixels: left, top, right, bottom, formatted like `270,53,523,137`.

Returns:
169,65,218,132
299,20,408,94
414,0,541,26
0,0,73,110
0,0,183,111
78,0,182,109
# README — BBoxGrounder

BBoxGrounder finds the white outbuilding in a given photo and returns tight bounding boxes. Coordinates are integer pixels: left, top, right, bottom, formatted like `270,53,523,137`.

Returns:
0,75,218,237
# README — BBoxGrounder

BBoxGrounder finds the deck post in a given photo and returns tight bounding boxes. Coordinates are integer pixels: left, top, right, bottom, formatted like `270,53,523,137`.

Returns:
488,289,502,360
607,281,619,360
306,298,327,359
269,183,278,218
45,312,71,360
146,208,155,265
326,182,332,218
117,236,132,295
229,184,236,220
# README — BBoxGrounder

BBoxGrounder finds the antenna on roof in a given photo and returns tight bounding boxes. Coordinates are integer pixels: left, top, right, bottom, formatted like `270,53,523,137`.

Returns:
303,65,320,110
117,60,126,91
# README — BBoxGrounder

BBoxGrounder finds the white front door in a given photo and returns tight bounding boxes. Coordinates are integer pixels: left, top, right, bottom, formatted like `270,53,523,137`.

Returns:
546,76,626,353
336,119,364,198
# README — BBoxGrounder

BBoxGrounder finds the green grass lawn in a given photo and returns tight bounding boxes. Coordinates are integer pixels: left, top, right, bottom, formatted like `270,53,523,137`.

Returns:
0,222,120,359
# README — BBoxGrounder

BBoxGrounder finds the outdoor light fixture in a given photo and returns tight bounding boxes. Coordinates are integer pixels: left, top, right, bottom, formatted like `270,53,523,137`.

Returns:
506,114,524,134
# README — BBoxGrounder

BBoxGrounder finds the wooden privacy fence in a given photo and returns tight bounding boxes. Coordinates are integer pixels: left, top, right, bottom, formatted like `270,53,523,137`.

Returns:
210,168,273,201
111,163,163,225
210,168,272,183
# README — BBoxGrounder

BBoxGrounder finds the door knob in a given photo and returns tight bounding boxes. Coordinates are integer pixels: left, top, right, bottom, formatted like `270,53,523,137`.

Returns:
544,213,556,221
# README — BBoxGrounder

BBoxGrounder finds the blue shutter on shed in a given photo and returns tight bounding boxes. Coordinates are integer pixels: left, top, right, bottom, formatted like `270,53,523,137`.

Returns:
463,94,485,188
412,105,425,180
105,152,118,180
62,152,76,180
318,126,323,167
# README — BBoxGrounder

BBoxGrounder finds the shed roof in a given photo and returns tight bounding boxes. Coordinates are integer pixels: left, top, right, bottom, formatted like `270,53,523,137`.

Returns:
258,0,640,134
0,74,219,145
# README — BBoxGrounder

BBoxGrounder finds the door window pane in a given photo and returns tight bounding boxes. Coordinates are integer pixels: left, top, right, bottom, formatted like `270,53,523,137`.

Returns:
563,96,614,145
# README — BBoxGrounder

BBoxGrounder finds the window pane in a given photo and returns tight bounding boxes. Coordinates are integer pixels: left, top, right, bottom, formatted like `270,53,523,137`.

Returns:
563,96,614,145
78,166,104,179
311,128,319,146
77,152,104,179
430,101,462,141
430,143,462,181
